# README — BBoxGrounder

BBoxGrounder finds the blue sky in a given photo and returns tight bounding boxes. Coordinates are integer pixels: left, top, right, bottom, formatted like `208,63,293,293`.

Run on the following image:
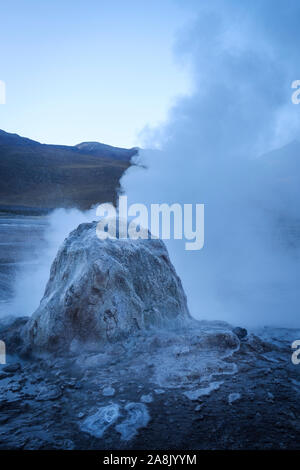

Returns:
0,0,195,148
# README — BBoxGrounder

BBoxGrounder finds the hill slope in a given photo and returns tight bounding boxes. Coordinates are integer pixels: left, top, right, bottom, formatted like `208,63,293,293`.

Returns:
0,130,137,211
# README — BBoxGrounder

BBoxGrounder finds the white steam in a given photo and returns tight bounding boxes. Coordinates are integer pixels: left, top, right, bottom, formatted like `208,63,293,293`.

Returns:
9,208,96,317
122,0,300,327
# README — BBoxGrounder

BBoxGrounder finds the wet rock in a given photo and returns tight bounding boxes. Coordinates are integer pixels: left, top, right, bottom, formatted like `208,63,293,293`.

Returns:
196,414,205,421
184,381,224,401
228,392,241,404
0,371,9,380
233,327,248,340
3,363,21,373
65,379,77,388
36,385,62,401
140,393,153,403
0,317,28,355
0,324,298,450
53,439,74,450
197,331,240,351
195,404,204,412
10,383,22,393
80,404,120,438
0,414,11,425
102,386,115,397
246,334,276,353
115,402,150,441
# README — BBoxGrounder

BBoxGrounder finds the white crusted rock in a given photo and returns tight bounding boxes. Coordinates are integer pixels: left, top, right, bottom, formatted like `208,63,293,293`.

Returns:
23,221,190,353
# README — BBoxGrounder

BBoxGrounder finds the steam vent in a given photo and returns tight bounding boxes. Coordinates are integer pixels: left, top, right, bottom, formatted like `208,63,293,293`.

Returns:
23,221,191,353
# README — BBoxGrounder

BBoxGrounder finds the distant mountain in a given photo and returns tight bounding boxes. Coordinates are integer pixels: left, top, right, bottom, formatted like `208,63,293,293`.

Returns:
0,129,137,211
75,141,138,161
0,129,43,147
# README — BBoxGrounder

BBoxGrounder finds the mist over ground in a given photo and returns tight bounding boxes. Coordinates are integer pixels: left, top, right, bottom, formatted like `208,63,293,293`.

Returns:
5,209,96,318
122,0,300,327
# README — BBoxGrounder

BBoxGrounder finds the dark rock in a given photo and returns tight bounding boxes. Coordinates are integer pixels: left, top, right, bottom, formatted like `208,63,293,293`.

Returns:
233,327,248,340
0,371,9,380
0,317,28,355
36,385,62,401
3,363,21,373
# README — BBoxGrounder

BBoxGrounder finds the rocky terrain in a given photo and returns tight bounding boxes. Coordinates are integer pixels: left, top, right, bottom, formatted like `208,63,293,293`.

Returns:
0,221,299,449
0,318,299,450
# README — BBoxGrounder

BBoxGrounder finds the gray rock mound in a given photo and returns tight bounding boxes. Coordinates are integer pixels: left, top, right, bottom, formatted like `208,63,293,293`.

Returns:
23,221,190,352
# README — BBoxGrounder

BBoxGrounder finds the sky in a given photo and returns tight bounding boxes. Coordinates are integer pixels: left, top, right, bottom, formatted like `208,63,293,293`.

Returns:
0,0,194,148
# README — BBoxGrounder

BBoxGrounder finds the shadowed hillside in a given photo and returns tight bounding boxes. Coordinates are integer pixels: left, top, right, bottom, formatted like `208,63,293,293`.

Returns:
0,130,137,212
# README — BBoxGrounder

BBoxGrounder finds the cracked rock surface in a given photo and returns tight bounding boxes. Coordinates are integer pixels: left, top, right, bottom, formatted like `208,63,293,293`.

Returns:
0,320,299,449
22,221,190,353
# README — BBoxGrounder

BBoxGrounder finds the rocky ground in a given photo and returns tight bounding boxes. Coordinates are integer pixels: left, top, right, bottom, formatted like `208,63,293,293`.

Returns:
0,218,299,450
0,317,299,450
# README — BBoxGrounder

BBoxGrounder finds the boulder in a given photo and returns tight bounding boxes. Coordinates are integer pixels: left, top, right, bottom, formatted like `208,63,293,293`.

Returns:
23,221,190,353
233,327,248,340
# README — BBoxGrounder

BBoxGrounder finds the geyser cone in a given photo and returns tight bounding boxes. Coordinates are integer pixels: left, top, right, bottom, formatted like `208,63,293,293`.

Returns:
22,220,191,353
